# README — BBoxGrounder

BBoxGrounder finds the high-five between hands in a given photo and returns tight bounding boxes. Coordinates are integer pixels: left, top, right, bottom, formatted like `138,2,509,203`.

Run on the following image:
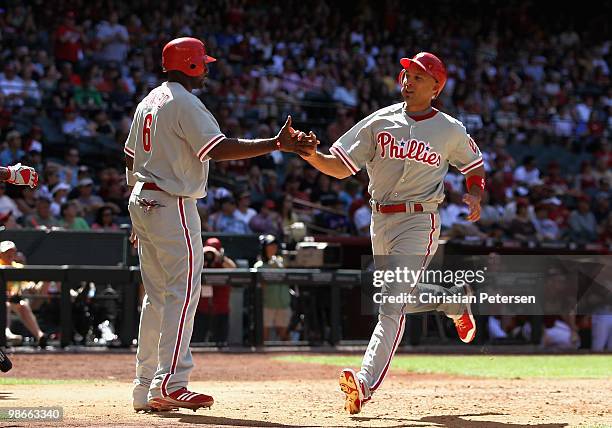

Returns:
276,116,318,157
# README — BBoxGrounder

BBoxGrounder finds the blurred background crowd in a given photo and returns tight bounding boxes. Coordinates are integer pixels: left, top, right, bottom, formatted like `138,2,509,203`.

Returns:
0,0,611,247
0,0,610,351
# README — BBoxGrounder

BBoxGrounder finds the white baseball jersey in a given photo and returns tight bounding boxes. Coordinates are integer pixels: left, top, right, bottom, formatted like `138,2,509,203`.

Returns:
124,81,225,198
330,102,483,203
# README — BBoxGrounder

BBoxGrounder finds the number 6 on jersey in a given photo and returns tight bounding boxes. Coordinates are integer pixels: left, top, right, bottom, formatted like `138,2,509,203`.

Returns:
142,113,153,152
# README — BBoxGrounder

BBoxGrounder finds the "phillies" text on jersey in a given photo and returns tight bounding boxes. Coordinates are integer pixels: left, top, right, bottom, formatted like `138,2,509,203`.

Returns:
377,131,441,167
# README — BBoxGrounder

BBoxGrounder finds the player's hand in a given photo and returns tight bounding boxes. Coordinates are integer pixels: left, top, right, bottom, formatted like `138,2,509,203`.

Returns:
276,116,317,156
291,130,319,158
462,193,481,222
6,163,38,188
129,229,138,248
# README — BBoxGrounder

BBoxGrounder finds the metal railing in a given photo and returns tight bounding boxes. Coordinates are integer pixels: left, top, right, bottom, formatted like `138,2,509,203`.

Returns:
0,266,362,348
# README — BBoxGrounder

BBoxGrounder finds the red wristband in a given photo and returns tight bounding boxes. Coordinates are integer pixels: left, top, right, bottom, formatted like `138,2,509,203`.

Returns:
275,138,281,150
466,175,485,191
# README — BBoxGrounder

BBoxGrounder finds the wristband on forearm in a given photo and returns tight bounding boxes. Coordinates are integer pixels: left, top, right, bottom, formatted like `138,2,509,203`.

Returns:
466,175,485,191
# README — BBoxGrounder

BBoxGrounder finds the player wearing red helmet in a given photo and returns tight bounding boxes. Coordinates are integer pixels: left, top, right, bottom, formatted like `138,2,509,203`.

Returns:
126,37,317,413
292,52,485,414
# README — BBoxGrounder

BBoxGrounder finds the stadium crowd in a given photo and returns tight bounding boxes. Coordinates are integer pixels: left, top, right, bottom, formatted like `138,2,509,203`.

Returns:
0,0,610,247
0,1,611,350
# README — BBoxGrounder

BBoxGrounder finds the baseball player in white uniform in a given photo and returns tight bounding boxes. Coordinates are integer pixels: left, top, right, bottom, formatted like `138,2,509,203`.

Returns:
297,52,485,414
125,37,315,412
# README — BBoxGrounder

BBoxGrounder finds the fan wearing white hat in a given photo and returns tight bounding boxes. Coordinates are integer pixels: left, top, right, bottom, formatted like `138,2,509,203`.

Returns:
0,241,48,348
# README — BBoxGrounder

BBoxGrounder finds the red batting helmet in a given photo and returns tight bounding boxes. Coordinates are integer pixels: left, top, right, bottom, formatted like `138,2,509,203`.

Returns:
162,37,216,77
399,52,447,97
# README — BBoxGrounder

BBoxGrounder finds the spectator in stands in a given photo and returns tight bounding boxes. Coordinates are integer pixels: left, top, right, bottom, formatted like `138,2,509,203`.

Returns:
61,106,93,138
1,240,48,347
542,160,569,195
441,191,470,230
299,166,319,197
353,197,372,237
53,11,84,64
73,75,104,111
97,172,127,217
21,68,41,106
73,177,104,223
594,177,611,202
209,196,250,234
283,176,310,201
533,204,561,242
24,197,59,229
15,186,37,218
592,157,612,184
95,11,129,64
0,130,25,166
592,194,610,225
311,173,337,206
91,204,119,231
338,179,360,213
574,160,598,193
513,156,541,186
246,164,265,205
36,166,60,200
477,191,503,232
278,194,300,238
254,235,291,341
326,108,354,145
59,200,89,230
91,110,115,138
233,191,257,226
315,195,351,234
542,315,579,350
599,213,612,245
508,200,537,243
0,63,26,107
249,199,282,236
0,181,22,220
568,195,598,243
0,211,20,230
23,125,44,155
50,182,70,217
194,238,236,345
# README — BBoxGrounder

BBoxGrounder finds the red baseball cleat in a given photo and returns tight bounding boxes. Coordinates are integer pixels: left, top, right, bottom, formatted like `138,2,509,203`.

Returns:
339,369,366,415
150,388,214,412
453,286,476,343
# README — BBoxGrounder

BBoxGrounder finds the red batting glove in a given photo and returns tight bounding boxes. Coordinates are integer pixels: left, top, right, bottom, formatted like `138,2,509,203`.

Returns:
7,163,39,188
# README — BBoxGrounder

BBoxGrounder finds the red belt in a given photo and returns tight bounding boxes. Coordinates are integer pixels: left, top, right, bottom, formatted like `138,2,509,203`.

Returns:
142,182,163,191
375,202,423,213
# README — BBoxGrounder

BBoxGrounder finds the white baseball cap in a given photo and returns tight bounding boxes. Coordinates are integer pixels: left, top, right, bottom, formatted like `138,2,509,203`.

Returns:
0,240,16,253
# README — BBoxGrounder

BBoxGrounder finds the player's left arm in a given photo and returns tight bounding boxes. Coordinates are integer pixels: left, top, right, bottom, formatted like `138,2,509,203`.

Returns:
463,166,485,222
448,130,485,223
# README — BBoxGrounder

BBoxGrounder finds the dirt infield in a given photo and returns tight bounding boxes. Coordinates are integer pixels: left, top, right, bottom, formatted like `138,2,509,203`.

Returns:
2,353,611,427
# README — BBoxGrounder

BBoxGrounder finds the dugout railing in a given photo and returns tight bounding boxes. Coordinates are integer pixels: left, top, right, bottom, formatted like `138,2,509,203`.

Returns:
0,266,361,348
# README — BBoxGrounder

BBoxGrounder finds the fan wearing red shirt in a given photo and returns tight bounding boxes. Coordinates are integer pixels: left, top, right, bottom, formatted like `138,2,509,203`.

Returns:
54,12,84,64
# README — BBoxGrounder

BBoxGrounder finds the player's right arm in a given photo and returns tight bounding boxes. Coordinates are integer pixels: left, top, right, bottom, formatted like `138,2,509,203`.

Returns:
124,108,139,190
298,114,377,180
300,147,353,180
208,116,314,160
124,109,139,248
